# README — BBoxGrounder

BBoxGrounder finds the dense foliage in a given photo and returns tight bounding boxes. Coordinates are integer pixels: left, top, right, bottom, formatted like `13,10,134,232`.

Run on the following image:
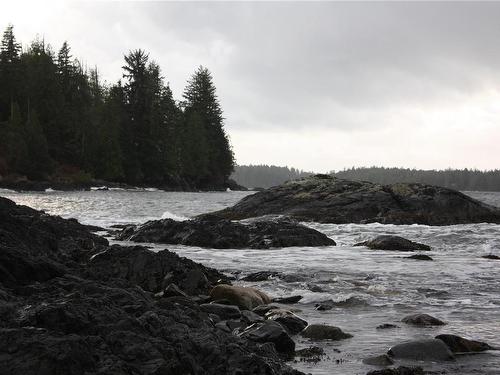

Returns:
332,167,500,191
0,25,234,189
231,165,312,188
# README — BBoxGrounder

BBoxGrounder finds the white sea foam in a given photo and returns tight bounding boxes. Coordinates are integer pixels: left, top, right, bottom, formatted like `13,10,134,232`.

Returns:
160,210,188,221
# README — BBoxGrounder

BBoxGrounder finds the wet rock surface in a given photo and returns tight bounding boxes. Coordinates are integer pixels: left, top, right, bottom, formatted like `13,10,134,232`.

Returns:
0,197,303,375
300,324,353,341
436,334,496,353
406,254,433,261
355,235,430,251
116,216,336,249
366,366,425,375
387,339,455,361
206,174,500,225
401,313,446,326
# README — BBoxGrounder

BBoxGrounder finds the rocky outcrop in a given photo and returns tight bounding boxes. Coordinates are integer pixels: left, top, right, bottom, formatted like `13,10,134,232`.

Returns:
205,174,500,225
366,367,425,375
116,216,336,249
354,235,430,251
0,197,303,375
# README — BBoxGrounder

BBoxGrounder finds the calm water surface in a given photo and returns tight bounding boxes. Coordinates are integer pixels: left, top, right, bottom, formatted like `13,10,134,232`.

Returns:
1,188,499,375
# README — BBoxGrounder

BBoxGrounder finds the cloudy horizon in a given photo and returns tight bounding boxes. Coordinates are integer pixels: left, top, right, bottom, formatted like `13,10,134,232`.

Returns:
3,1,500,173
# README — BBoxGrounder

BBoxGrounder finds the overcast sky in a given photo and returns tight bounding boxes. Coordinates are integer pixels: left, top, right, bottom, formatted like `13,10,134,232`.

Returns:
2,1,500,172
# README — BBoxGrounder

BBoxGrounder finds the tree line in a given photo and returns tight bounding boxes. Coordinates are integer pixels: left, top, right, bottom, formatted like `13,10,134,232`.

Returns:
231,164,312,188
0,25,234,189
331,167,500,191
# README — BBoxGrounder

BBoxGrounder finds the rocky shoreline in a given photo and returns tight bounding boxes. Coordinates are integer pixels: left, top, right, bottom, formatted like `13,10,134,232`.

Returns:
1,191,498,375
0,197,301,374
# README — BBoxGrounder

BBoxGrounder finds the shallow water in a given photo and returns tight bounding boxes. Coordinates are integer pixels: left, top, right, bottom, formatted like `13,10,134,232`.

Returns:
1,188,499,375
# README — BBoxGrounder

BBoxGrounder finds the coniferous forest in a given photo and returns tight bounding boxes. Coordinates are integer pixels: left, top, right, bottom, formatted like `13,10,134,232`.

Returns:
0,25,234,189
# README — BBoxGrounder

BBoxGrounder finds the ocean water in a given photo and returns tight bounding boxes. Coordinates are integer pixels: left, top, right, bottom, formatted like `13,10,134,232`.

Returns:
1,188,499,375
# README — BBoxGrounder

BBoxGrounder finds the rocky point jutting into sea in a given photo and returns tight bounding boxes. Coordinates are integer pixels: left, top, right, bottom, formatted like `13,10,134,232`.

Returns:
207,175,500,225
1,176,499,375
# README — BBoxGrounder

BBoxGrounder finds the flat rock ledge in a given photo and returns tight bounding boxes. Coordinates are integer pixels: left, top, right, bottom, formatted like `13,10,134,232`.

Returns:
0,197,303,375
205,174,500,225
116,216,336,249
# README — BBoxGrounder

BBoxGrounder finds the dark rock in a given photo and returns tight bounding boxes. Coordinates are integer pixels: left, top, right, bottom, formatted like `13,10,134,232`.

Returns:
307,284,325,292
0,197,303,375
199,303,241,320
362,354,394,366
241,310,264,324
253,304,280,316
300,324,352,340
406,254,433,261
295,346,325,357
482,254,500,260
204,175,500,225
87,245,226,295
355,235,430,251
162,283,188,298
366,366,425,375
376,324,400,330
116,216,336,249
210,284,271,310
436,334,495,353
388,339,455,361
401,313,446,326
265,309,308,335
242,271,281,281
315,302,333,311
273,295,303,304
239,321,296,355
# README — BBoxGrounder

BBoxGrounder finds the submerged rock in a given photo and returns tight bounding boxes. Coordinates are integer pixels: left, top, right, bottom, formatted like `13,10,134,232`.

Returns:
482,254,500,260
210,284,271,310
205,175,500,225
355,235,430,251
406,254,433,261
376,323,400,330
388,339,455,361
436,334,496,353
116,216,336,249
366,366,425,375
300,324,352,340
401,313,446,326
362,354,394,366
242,270,281,281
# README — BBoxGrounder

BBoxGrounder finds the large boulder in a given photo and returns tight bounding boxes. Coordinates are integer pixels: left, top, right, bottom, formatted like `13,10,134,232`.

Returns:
401,313,446,326
210,284,272,310
436,334,496,353
239,321,296,355
300,324,352,340
354,235,430,251
265,309,308,334
387,339,455,361
116,216,335,249
204,175,500,225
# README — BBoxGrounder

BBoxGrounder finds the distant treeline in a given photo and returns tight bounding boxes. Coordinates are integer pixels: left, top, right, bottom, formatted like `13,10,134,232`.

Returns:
231,165,312,188
0,25,234,189
332,167,500,191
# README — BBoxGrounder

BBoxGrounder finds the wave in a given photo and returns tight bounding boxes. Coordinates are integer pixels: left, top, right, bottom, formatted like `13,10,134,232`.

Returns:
161,210,188,221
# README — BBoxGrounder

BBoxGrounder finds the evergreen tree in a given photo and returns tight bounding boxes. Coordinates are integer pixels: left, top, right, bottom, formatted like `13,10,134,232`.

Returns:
0,24,22,121
182,66,234,187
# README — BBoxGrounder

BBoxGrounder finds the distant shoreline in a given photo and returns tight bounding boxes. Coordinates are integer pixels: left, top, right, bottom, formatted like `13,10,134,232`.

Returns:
0,178,248,193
